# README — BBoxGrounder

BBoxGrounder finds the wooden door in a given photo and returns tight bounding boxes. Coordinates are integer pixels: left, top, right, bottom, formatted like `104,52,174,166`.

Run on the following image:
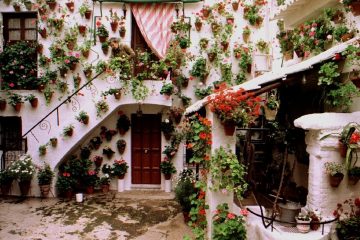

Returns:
131,114,161,184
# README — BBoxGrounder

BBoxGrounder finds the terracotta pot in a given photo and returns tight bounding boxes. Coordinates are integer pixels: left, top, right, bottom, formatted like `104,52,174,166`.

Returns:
59,68,68,78
120,29,126,38
118,174,125,180
208,52,216,62
1,181,12,195
329,173,344,187
66,2,74,12
0,100,6,111
164,174,172,180
39,28,47,39
310,219,320,231
66,128,73,137
69,62,77,71
94,158,103,168
195,22,202,31
232,2,239,11
221,41,229,51
110,21,118,32
82,50,90,58
183,211,191,223
99,36,107,43
37,44,43,54
78,25,87,35
82,116,89,125
202,9,210,18
30,98,38,108
19,180,31,196
255,17,263,27
50,138,57,147
66,41,75,50
38,84,45,92
264,106,278,121
350,2,360,16
341,33,353,42
86,186,94,194
119,128,127,136
13,103,22,112
114,92,121,100
295,49,304,58
101,184,110,193
348,175,360,185
105,152,114,159
223,121,236,136
163,132,171,141
243,33,250,43
84,10,92,19
65,189,73,200
118,146,126,155
40,184,51,197
47,1,56,10
84,69,92,79
38,7,47,15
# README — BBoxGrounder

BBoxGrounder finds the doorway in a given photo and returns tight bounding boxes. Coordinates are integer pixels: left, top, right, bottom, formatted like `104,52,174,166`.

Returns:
131,114,161,184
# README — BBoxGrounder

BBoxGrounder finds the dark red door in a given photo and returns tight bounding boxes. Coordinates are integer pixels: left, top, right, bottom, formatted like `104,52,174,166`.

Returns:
131,114,161,184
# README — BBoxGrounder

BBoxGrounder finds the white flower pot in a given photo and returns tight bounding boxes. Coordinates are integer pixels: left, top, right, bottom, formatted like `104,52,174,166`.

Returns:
164,179,171,193
296,218,311,233
117,179,125,192
76,193,83,203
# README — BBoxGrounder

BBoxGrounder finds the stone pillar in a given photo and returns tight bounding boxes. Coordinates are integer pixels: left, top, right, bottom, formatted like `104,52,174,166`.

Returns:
295,112,360,218
206,110,236,239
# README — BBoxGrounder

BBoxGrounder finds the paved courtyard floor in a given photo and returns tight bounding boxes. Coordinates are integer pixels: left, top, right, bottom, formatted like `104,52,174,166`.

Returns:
0,190,194,240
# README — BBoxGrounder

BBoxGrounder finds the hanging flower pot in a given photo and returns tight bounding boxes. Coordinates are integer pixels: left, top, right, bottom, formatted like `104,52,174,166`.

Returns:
114,91,121,100
195,21,202,31
0,100,6,111
59,67,68,78
94,156,103,168
13,103,22,112
84,10,92,19
350,2,360,16
47,1,57,10
13,4,21,12
329,173,344,187
117,140,126,154
221,41,229,51
243,33,250,43
264,106,278,121
39,28,47,39
223,121,236,136
119,28,126,38
81,49,90,58
30,98,38,108
202,8,211,18
110,21,118,32
232,1,239,11
101,184,110,193
66,41,75,50
36,44,44,54
348,175,360,185
99,36,107,43
50,138,58,147
78,25,87,35
70,62,77,71
19,180,31,196
164,174,172,180
66,1,75,12
207,52,216,62
118,174,125,180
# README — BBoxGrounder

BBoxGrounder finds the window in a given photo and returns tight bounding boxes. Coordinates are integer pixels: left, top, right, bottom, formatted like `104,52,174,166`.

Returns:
1,12,38,90
2,12,37,43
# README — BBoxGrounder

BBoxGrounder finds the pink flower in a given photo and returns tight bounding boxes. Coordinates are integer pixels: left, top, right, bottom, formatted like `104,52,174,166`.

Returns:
75,53,80,58
309,31,315,37
9,71,14,74
240,209,248,216
20,65,24,69
64,59,70,64
227,213,235,219
9,82,15,88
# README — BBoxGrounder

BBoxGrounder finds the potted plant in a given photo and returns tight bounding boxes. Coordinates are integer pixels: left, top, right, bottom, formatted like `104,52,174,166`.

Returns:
116,112,131,135
79,2,92,19
208,88,262,135
111,159,129,179
49,137,58,147
100,126,117,141
75,111,89,124
84,170,98,194
37,164,54,197
190,57,209,83
232,0,240,11
65,0,75,12
95,100,109,117
13,0,21,11
96,24,109,43
348,166,360,185
90,136,103,150
341,0,360,16
264,93,279,121
24,94,39,108
174,169,196,222
55,174,75,199
160,83,174,98
80,146,91,159
8,155,36,196
0,97,6,111
103,146,115,159
93,156,103,168
39,144,47,156
333,25,354,42
101,41,109,55
201,5,212,18
46,0,57,10
295,213,311,233
116,139,126,154
108,9,120,32
169,106,184,124
195,17,202,31
79,40,92,58
63,124,74,137
0,169,15,195
98,174,111,193
324,162,345,187
199,38,209,50
334,197,360,239
119,18,126,38
160,160,176,180
8,93,23,112
161,119,175,140
102,88,121,100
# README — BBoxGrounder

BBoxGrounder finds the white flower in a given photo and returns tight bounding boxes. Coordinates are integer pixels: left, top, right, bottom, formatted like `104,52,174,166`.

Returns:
310,27,316,32
164,119,169,123
327,35,332,40
198,82,204,87
104,174,109,178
